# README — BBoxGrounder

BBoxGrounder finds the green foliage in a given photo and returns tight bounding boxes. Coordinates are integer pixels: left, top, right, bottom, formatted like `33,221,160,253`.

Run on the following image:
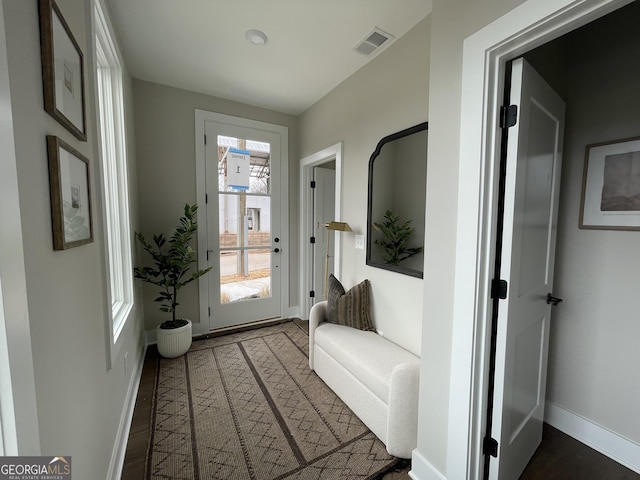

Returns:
134,204,211,323
373,210,423,266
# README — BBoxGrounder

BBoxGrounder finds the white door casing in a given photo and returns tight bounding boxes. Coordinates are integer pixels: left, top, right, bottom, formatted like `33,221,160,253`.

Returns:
489,58,565,480
195,110,289,333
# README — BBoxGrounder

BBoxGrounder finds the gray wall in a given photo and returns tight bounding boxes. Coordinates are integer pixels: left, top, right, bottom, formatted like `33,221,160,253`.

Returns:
526,2,640,445
299,17,431,356
133,80,299,331
3,0,144,476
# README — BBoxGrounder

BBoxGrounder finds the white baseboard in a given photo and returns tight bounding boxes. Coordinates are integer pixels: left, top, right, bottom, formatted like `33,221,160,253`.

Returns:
545,401,640,474
283,305,300,319
107,344,147,480
145,328,157,345
410,449,447,480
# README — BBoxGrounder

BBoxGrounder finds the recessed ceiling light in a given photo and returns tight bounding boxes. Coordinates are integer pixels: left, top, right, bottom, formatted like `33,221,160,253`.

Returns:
245,29,268,46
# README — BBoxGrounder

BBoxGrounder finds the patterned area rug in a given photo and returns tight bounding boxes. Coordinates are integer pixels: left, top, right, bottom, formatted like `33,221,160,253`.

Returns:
146,321,402,479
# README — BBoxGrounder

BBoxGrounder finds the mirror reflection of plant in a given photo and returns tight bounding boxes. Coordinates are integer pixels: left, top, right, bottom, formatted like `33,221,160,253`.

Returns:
374,209,423,266
134,204,211,328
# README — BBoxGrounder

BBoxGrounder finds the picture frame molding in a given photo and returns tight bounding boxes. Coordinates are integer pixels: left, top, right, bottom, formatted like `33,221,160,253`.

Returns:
579,135,640,231
38,0,87,141
47,135,93,250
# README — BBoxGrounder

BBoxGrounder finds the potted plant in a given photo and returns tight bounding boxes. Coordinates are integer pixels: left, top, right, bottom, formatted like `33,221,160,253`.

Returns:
134,203,211,358
374,209,423,266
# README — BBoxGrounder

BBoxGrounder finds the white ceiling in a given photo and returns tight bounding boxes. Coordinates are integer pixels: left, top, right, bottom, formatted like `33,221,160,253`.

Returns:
106,0,432,115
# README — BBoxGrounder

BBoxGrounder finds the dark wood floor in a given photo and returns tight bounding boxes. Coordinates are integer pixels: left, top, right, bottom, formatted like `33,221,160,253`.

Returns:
121,328,639,479
122,345,157,480
520,424,639,479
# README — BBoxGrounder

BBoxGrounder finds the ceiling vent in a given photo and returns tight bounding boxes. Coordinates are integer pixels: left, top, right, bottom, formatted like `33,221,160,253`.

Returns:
353,28,394,56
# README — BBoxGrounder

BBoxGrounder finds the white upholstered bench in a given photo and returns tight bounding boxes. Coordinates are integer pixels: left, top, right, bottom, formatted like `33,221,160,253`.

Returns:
308,300,420,458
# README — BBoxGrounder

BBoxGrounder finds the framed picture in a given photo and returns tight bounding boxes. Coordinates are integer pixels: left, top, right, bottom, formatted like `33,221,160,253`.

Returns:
39,0,87,141
47,136,93,249
580,136,640,230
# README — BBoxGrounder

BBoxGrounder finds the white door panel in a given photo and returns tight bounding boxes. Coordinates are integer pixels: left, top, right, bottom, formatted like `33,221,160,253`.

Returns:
490,58,565,480
204,120,283,329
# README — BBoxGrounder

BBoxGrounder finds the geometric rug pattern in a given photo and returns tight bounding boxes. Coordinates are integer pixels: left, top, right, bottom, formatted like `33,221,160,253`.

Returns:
146,321,402,479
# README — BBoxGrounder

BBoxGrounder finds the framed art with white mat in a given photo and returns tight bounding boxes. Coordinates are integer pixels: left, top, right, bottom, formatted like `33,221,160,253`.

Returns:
580,136,640,230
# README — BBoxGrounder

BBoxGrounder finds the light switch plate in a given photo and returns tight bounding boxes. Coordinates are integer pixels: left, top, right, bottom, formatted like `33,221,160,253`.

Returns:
355,234,365,250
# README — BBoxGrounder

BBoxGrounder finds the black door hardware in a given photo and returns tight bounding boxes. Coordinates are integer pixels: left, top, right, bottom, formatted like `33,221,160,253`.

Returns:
546,293,563,306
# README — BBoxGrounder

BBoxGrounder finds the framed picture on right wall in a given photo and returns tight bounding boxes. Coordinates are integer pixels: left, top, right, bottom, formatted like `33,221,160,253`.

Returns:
579,136,640,231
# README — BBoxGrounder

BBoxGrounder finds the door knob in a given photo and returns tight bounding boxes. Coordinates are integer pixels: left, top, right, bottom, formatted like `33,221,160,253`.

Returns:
546,293,563,306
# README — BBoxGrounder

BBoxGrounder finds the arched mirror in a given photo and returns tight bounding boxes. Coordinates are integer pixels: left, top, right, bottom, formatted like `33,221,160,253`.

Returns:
366,122,428,278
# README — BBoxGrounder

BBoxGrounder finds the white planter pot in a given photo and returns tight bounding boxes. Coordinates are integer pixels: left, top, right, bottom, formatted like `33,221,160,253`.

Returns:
156,319,192,358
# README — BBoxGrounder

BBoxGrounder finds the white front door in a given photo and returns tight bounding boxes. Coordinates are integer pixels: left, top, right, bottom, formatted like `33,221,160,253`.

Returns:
490,58,566,480
312,166,336,301
203,119,284,329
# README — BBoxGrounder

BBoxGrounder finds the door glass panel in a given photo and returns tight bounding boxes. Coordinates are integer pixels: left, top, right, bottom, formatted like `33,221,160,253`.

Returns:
217,135,271,194
217,135,272,304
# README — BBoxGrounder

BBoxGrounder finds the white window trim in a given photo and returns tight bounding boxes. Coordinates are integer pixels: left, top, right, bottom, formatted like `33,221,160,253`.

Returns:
94,0,134,366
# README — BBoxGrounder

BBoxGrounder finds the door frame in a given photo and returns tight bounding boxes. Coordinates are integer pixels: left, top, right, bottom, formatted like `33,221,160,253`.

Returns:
0,0,40,454
447,0,632,478
194,110,290,335
299,143,343,319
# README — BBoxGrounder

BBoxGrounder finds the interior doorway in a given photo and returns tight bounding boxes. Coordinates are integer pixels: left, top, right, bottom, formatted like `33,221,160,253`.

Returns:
312,164,336,302
448,0,638,478
485,57,566,480
299,143,343,320
519,3,640,475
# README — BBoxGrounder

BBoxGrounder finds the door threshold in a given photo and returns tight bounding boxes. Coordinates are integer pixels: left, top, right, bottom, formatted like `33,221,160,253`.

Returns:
196,317,290,340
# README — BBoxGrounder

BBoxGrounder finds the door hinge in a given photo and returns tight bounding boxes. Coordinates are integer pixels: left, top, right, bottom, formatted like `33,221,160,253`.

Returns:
491,279,508,299
205,193,208,203
310,290,315,298
310,236,316,244
500,104,518,128
483,436,498,458
208,306,211,317
204,134,207,145
310,180,316,188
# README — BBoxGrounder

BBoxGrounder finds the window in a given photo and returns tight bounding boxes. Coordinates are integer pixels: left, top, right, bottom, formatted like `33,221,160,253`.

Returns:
95,0,133,343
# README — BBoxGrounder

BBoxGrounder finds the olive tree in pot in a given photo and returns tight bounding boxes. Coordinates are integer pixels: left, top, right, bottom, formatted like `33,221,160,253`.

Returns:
134,204,211,358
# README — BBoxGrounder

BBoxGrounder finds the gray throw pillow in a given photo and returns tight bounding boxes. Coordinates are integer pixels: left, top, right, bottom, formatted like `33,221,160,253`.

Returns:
326,274,375,332
326,274,345,324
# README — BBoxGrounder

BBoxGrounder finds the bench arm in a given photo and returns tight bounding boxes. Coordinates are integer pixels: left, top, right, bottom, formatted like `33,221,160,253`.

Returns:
386,361,420,458
308,300,327,370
